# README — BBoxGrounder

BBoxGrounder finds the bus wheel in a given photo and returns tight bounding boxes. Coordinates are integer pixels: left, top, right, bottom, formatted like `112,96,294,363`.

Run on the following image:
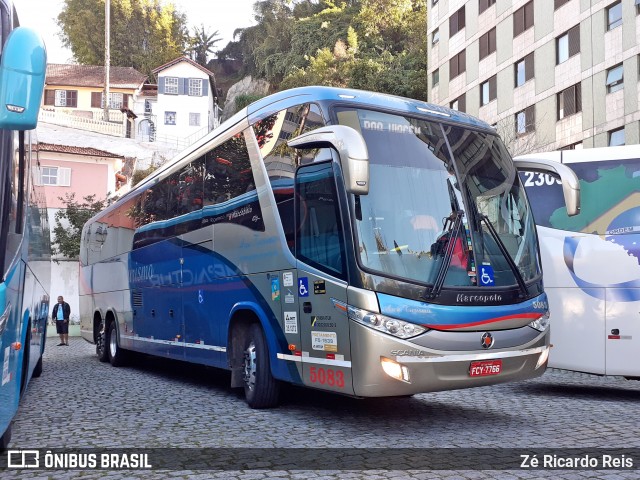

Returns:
32,355,43,378
107,321,127,367
242,324,280,409
96,320,109,363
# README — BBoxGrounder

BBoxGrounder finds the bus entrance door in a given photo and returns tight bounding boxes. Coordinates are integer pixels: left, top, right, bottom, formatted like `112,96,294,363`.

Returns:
296,269,353,395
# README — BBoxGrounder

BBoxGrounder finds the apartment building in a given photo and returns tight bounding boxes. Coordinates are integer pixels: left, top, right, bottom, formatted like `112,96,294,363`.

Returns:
427,0,640,152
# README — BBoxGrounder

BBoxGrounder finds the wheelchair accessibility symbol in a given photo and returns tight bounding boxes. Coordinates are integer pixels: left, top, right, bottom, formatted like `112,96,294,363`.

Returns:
299,277,309,297
479,265,495,286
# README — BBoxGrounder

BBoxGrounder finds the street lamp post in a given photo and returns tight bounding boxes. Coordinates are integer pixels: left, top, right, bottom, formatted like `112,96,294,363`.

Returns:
103,0,110,122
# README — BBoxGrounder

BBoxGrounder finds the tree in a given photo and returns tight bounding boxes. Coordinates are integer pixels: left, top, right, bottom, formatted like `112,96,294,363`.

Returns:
188,25,221,66
219,0,428,100
58,0,189,77
52,193,107,261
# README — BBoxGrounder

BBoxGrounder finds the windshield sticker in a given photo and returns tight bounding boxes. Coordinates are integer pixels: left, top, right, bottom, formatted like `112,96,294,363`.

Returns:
283,271,294,287
312,331,338,352
284,311,298,334
479,265,495,286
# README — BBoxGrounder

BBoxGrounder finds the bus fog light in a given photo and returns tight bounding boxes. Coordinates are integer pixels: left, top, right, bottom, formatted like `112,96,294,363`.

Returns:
380,357,410,382
536,346,550,370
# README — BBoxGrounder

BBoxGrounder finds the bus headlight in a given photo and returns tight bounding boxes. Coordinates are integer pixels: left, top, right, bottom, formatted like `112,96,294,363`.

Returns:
528,311,550,332
348,306,427,339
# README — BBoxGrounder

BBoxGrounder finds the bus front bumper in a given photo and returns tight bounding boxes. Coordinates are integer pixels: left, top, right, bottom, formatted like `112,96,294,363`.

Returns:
350,322,549,397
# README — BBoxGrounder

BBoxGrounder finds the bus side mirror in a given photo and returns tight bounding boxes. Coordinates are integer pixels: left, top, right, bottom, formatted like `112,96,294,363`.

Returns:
514,158,581,216
0,27,47,130
288,125,370,195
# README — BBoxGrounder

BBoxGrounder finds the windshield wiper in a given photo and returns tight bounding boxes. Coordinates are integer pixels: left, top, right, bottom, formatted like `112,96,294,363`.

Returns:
423,210,464,300
478,213,528,298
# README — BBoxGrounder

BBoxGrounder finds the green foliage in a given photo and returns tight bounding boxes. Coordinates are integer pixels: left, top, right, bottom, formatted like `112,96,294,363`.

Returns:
58,0,190,77
52,194,107,261
223,0,428,100
235,93,266,112
131,164,160,187
188,25,221,66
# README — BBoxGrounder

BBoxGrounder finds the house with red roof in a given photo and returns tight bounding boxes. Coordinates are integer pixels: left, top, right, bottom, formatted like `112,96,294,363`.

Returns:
42,64,147,138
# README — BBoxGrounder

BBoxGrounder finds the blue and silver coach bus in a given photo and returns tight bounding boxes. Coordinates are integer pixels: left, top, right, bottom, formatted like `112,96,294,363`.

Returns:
80,86,580,408
0,0,49,448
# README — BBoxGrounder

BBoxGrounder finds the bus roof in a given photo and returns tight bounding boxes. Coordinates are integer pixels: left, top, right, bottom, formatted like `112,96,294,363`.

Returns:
246,86,493,131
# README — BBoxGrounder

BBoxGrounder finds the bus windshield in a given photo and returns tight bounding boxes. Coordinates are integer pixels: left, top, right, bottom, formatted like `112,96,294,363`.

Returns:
335,107,540,290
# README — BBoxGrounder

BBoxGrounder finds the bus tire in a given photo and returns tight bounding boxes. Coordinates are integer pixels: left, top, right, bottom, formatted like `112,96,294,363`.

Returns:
96,319,109,363
32,355,43,378
243,323,280,409
107,321,127,367
0,423,11,451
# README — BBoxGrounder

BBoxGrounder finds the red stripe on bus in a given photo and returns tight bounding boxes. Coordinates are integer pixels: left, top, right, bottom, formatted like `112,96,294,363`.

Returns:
423,312,542,330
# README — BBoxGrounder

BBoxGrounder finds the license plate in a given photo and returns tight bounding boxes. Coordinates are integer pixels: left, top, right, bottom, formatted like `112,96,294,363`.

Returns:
469,359,502,377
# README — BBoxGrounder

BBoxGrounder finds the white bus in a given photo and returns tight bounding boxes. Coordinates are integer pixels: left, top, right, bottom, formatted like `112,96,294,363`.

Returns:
517,146,640,378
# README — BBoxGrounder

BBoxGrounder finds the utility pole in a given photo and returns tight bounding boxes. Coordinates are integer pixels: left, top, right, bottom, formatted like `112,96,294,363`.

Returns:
103,0,111,121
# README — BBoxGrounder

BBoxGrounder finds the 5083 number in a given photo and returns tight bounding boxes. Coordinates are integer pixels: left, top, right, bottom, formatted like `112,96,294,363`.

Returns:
308,366,345,388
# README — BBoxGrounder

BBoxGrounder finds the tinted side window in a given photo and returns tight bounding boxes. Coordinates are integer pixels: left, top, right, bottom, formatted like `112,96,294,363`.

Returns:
296,162,346,279
520,159,640,235
201,132,264,231
252,103,328,252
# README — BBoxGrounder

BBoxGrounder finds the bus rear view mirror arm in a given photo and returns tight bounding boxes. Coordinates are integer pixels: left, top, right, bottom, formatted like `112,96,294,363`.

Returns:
288,125,370,195
514,158,581,216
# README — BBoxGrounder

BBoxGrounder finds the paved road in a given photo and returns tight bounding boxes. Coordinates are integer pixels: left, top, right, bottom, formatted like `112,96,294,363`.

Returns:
3,337,640,479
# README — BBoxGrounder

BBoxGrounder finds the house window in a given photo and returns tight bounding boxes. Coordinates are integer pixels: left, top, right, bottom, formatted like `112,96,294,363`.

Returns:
44,90,55,106
606,64,623,93
432,28,440,45
637,0,640,15
480,75,497,106
515,53,535,87
188,78,203,96
556,25,580,64
560,141,583,150
449,50,466,79
609,127,624,146
515,106,535,135
40,166,71,186
189,113,201,126
607,2,622,30
479,0,496,14
41,166,58,185
450,94,466,112
557,83,582,120
449,6,465,37
165,111,176,125
165,77,179,95
513,1,534,37
554,0,570,9
144,100,152,114
54,90,78,108
479,28,496,60
432,69,439,86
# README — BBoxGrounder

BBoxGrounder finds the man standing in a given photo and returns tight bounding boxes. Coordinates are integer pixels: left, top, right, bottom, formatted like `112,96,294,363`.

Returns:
52,296,71,346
